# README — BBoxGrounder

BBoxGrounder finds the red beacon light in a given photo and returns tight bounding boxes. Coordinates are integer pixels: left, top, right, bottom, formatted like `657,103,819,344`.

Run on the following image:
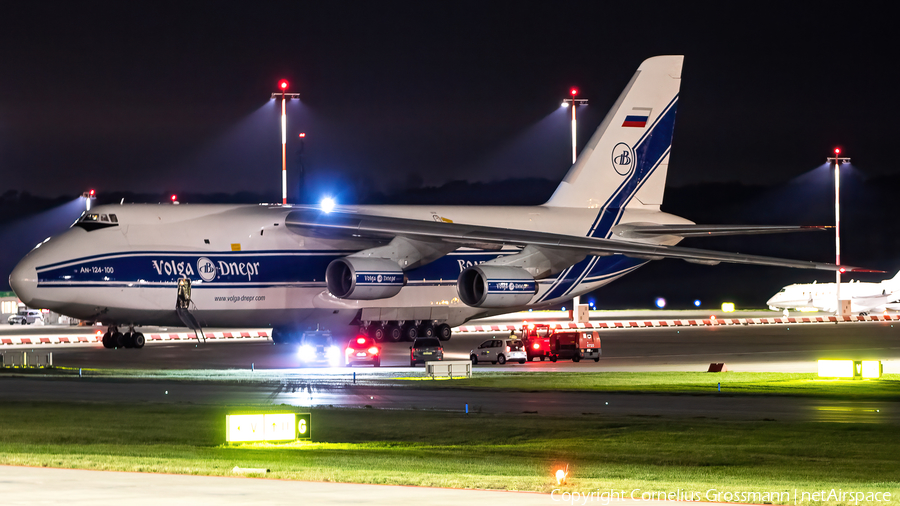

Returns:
834,147,841,155
171,195,177,201
298,132,306,138
570,88,578,96
278,79,289,90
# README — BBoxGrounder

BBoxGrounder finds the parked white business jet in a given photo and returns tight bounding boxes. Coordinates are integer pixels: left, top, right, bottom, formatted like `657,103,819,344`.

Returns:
767,271,900,315
8,56,862,349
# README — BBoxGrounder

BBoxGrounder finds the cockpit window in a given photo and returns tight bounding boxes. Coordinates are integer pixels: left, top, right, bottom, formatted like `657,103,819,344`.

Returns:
74,212,119,231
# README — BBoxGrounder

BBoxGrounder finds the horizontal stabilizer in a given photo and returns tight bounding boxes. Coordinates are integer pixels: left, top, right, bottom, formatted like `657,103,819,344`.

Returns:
612,224,829,238
285,209,876,273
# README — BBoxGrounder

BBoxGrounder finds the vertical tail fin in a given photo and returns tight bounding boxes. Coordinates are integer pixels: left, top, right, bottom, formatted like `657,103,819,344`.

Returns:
545,56,683,213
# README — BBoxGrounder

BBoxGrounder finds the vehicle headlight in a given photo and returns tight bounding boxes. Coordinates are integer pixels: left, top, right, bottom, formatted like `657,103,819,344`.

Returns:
299,345,315,362
327,346,341,366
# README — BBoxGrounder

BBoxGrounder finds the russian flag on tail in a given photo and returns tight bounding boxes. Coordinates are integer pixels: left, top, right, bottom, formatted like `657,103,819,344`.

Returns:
622,107,652,127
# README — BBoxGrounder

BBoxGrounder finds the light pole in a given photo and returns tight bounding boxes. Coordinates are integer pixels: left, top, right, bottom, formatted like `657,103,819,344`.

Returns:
562,89,588,320
272,80,300,205
561,88,588,164
81,190,95,211
826,148,850,316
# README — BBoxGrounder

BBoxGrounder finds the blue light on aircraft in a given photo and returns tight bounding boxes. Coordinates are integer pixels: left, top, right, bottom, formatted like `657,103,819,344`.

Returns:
655,297,666,308
694,299,701,307
320,197,336,213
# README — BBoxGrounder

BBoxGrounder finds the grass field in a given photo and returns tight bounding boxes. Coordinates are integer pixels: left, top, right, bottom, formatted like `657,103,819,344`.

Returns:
0,401,897,503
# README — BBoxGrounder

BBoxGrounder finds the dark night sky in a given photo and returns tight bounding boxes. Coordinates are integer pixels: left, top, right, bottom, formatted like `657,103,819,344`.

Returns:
1,1,896,198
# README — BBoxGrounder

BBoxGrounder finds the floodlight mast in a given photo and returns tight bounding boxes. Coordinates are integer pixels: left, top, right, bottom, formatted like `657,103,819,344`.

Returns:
826,148,850,316
272,80,300,205
562,89,588,164
562,89,588,317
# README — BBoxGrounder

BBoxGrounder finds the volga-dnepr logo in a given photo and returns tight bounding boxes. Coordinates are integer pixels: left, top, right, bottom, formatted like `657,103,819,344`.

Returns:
197,257,217,282
612,142,635,176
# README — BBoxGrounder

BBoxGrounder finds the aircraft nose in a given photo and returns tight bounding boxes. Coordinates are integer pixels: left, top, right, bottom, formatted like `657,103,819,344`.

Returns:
9,256,38,307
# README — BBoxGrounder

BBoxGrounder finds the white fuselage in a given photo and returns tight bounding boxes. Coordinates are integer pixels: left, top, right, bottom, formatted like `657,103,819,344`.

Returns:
9,203,687,331
766,279,898,314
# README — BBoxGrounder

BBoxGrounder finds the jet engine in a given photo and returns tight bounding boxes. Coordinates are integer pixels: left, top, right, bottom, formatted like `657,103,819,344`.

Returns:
325,257,405,300
457,265,537,308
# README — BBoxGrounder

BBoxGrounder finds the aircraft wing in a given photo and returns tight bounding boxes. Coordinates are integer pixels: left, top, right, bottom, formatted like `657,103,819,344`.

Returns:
612,224,829,238
285,209,874,273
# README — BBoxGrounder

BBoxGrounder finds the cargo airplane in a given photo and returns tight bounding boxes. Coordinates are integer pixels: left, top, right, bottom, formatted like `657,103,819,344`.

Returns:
8,56,864,349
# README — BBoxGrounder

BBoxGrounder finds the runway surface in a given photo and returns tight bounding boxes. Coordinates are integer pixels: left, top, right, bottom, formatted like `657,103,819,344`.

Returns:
4,319,898,373
0,466,554,506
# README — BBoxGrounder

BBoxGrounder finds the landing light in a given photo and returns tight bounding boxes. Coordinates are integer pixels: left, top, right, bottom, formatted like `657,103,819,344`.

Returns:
561,101,569,108
655,297,666,309
320,197,336,213
694,299,701,307
722,302,735,312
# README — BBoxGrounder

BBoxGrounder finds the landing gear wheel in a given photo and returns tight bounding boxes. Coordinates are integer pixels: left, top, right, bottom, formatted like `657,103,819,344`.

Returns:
519,360,526,364
123,332,135,348
573,355,580,363
385,324,402,343
271,328,288,344
529,356,535,362
436,324,452,341
540,356,546,362
594,357,600,362
369,325,386,342
497,354,506,365
418,324,434,337
410,360,416,367
113,332,125,348
132,332,145,349
470,355,478,365
550,356,557,363
401,324,418,341
101,332,113,349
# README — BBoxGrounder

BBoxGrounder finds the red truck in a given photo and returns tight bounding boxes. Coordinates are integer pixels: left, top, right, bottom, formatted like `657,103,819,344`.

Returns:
547,330,601,362
520,323,552,361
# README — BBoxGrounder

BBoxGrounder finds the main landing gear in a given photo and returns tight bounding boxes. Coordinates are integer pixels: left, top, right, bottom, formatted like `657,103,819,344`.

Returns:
101,325,145,349
361,321,453,343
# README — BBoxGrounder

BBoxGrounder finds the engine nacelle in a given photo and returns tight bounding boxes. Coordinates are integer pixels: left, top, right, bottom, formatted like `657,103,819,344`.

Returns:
457,265,537,308
325,257,405,300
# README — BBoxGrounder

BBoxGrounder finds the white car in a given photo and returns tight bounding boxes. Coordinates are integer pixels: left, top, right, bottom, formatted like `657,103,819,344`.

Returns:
7,310,43,325
470,338,527,365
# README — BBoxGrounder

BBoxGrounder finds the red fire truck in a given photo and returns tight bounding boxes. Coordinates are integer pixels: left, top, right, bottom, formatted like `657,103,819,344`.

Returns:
520,323,552,361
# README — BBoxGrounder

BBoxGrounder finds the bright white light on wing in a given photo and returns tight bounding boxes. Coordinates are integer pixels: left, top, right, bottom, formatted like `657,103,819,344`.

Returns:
320,197,336,213
561,102,569,108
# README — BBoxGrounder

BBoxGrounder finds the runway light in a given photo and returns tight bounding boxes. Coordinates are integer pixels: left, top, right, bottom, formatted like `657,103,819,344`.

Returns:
655,297,666,309
722,302,735,312
320,197,336,213
555,465,569,485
